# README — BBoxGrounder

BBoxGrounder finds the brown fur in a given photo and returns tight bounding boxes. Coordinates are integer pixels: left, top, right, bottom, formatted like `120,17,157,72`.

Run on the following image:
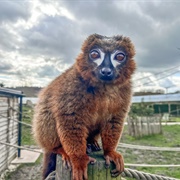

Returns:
32,34,136,180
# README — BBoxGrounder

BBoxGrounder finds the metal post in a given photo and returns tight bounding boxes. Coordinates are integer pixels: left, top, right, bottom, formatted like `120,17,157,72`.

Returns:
18,96,23,157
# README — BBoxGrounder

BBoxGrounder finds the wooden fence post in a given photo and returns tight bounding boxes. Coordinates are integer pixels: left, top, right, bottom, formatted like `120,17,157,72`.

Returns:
56,151,122,180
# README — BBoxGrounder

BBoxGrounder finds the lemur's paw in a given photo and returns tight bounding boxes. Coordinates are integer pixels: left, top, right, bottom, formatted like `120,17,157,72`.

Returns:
104,151,124,177
71,154,96,180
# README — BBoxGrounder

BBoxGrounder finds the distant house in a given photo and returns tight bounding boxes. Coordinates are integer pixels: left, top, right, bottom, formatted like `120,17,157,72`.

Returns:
10,86,42,97
132,93,180,116
134,86,166,96
0,87,24,175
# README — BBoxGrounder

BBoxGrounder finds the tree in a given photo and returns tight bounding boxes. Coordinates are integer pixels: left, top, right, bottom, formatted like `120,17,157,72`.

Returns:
129,102,154,118
0,82,5,87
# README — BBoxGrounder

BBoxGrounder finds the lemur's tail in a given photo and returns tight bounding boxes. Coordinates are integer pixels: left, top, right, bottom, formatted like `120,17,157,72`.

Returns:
42,151,57,180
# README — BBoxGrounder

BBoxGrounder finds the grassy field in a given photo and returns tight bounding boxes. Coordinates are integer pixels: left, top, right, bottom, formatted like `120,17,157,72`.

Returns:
20,105,180,179
169,116,180,122
21,105,36,146
120,125,180,179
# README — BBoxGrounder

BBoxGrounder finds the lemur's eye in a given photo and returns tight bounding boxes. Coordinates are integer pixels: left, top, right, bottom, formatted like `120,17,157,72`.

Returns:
89,50,100,59
114,53,125,61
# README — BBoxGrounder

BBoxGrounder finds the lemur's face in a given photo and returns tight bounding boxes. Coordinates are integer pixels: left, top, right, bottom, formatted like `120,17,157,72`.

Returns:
76,34,136,85
89,46,127,82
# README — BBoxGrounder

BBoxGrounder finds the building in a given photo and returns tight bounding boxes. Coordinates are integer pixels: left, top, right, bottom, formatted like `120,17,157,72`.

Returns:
132,93,180,116
0,87,24,175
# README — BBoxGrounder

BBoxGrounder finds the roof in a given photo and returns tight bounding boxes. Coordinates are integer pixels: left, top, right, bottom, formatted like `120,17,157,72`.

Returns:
132,93,180,103
0,87,25,97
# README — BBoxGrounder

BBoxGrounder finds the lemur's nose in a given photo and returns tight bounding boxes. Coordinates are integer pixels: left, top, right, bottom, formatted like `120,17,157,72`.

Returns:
100,67,113,76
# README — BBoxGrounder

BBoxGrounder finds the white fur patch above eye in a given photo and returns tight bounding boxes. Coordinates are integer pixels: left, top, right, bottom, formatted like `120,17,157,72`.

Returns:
111,51,121,67
93,50,105,66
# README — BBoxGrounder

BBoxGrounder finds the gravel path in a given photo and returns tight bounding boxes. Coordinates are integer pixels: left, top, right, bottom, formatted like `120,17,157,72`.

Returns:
12,165,42,180
4,162,42,180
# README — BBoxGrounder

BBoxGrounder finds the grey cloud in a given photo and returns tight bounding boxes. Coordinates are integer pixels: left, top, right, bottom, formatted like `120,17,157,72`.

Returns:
19,15,82,64
0,27,19,51
140,2,180,24
60,1,153,37
137,21,180,69
0,1,32,53
159,78,175,88
0,1,31,24
37,64,60,77
0,61,14,73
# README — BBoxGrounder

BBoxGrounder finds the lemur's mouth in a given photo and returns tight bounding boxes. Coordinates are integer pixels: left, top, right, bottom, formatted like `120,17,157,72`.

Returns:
99,75,114,82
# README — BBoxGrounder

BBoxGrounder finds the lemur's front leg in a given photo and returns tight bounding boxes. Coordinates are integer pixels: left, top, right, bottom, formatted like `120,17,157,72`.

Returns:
53,146,71,169
56,119,96,180
101,116,125,177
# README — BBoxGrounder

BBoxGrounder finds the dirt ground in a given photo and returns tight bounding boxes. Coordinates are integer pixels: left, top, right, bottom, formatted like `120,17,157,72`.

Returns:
4,162,42,180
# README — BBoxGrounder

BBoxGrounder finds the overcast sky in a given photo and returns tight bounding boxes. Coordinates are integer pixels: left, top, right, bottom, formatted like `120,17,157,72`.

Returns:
0,0,180,92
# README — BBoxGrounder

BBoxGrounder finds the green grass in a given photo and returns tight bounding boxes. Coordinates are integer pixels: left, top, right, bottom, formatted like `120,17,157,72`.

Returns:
21,105,43,166
161,116,180,122
170,116,180,122
121,125,180,147
120,125,180,179
21,105,41,167
21,105,36,145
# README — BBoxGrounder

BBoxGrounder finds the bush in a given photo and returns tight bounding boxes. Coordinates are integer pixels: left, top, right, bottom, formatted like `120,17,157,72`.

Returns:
129,102,154,118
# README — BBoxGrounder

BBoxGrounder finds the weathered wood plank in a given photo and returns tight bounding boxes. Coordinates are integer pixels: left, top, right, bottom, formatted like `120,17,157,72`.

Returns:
127,115,162,137
56,152,122,180
0,95,19,175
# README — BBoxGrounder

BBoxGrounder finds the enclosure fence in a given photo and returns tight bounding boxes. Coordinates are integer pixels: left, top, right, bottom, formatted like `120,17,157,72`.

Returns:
0,107,180,180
